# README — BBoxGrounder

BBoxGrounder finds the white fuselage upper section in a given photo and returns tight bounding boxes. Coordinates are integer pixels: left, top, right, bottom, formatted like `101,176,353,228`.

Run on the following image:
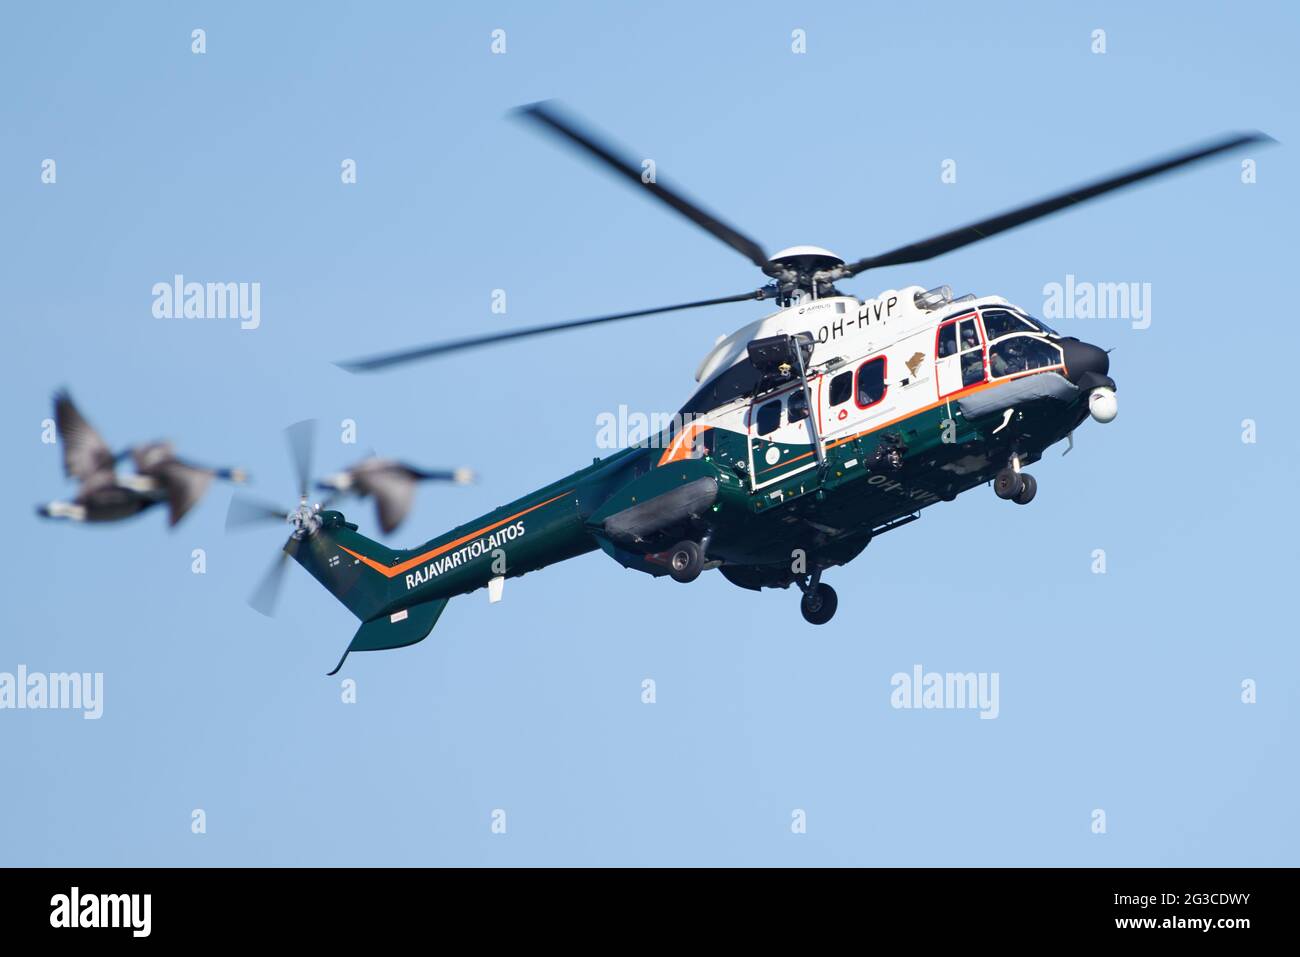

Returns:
683,286,1052,493
695,286,1021,387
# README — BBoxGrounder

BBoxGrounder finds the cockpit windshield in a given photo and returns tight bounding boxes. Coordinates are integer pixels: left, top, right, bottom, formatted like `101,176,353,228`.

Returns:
981,307,1056,340
1021,311,1056,335
980,308,1032,340
1013,307,1056,335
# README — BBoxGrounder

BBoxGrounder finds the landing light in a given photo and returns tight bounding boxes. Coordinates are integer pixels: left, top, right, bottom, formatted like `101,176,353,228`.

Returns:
1088,387,1118,424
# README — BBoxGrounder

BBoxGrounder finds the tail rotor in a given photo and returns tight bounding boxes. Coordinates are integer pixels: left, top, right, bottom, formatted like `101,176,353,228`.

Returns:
226,419,324,616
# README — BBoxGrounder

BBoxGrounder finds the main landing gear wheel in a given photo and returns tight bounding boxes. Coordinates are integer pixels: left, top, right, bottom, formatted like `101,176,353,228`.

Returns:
994,457,1038,505
800,583,838,625
668,540,704,583
1013,473,1037,505
994,468,1023,500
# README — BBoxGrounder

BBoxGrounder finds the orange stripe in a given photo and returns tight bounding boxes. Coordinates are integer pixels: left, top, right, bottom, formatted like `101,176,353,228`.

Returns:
657,423,712,466
339,491,573,578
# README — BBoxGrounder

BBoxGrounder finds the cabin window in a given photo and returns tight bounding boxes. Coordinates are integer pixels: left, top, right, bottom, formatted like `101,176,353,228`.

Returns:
988,336,1063,378
980,308,1035,341
856,357,887,408
787,388,811,423
756,398,782,435
829,371,853,406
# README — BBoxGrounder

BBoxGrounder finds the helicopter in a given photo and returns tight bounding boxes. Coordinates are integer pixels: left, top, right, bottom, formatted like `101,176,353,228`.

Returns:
239,103,1269,674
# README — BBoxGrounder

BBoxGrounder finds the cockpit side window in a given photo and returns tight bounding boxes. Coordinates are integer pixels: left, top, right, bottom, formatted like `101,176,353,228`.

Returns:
755,398,782,435
988,336,1064,378
957,318,984,387
937,321,958,358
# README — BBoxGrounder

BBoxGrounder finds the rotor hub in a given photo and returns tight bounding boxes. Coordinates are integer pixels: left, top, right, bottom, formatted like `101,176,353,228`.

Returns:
288,498,321,537
764,245,847,300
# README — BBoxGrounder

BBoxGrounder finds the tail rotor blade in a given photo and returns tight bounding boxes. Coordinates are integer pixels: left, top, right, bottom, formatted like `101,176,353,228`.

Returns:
248,544,293,617
226,493,289,531
285,420,316,500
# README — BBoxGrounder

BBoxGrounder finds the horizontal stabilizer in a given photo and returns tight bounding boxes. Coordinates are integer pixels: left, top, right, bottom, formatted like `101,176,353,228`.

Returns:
327,597,450,675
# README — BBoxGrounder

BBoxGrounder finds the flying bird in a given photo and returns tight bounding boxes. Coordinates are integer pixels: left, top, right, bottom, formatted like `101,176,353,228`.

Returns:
224,423,479,616
316,458,476,534
37,391,248,527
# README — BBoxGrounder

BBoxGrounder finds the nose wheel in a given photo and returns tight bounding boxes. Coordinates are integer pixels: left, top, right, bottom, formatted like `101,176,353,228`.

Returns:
993,466,1037,505
800,583,838,624
797,574,838,625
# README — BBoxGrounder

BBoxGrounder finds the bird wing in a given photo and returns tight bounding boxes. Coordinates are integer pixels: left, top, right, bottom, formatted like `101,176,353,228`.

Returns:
54,391,115,481
131,441,177,476
154,461,214,527
357,466,417,534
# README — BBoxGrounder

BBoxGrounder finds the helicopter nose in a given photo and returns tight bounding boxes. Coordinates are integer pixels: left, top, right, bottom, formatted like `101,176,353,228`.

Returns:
1060,338,1109,384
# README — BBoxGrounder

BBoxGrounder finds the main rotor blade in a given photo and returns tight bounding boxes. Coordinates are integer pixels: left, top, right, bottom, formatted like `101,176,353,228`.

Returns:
226,493,289,531
338,290,767,372
517,100,770,270
284,420,316,500
842,131,1273,277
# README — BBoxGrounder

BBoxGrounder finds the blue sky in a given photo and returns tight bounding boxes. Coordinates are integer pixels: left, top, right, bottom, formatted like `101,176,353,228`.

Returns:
1,1,1296,865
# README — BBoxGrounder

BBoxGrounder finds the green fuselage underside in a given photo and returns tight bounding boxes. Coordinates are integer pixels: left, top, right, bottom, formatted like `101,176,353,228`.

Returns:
304,371,1089,622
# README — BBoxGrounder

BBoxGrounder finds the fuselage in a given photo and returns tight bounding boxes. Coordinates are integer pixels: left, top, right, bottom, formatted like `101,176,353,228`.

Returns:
305,284,1115,618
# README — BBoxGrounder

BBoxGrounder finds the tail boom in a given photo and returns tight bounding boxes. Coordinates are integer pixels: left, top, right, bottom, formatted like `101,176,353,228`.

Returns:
289,484,597,671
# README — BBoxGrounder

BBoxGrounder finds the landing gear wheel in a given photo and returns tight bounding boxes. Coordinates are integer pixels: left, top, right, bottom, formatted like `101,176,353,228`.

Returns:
800,583,838,625
668,540,704,583
1013,473,1037,505
994,468,1024,500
